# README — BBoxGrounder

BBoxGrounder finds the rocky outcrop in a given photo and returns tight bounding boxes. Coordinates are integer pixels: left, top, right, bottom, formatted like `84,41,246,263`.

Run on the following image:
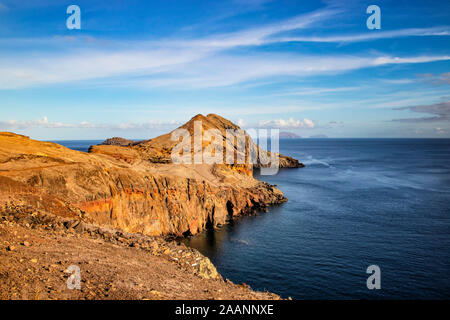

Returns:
96,113,305,169
0,114,302,237
254,153,304,169
100,137,136,146
0,132,285,237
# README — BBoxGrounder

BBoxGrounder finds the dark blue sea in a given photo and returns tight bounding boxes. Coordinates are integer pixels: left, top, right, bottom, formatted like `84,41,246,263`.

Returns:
55,139,450,299
52,140,104,152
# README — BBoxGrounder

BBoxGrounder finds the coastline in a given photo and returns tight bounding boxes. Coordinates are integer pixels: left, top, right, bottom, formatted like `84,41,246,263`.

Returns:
0,115,303,300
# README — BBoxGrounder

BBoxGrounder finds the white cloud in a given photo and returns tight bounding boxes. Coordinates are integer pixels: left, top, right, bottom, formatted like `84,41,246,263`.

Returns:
274,27,450,44
2,49,448,90
382,79,415,85
373,55,450,66
0,49,207,89
259,117,315,129
268,86,361,97
118,54,450,89
184,7,340,49
0,4,448,90
303,118,315,128
0,117,183,131
393,100,450,122
0,8,339,89
417,72,450,85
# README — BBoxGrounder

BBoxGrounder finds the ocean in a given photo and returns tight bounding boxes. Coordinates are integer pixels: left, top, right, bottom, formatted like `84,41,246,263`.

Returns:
54,139,450,299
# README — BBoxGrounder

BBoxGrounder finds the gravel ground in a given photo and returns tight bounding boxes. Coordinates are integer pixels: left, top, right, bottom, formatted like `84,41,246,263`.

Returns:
0,205,280,300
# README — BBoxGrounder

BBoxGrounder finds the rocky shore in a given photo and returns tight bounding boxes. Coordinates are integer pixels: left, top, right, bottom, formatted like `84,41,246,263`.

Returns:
0,203,280,300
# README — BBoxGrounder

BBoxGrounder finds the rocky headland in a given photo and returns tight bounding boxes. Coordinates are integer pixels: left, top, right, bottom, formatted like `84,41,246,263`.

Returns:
0,114,303,299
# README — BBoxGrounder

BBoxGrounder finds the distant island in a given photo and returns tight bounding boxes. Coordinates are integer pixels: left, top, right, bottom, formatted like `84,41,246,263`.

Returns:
309,134,328,138
279,132,301,139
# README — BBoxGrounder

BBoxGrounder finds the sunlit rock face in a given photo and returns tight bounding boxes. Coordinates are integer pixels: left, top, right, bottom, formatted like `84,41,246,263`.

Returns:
0,115,301,237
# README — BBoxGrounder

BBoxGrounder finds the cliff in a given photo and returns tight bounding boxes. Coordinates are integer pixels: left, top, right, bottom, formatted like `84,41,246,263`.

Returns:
0,114,301,238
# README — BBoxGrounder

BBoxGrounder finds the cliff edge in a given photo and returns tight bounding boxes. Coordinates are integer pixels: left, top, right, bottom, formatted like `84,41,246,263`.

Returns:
0,115,301,238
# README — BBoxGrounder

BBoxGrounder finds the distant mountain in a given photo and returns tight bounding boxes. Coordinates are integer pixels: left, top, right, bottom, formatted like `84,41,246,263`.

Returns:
309,134,328,138
279,132,301,139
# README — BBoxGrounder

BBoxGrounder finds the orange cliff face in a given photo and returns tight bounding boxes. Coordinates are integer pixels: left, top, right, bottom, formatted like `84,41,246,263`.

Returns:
0,120,289,237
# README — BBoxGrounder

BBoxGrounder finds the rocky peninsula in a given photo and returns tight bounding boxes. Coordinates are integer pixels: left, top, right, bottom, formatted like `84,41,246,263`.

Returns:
0,114,303,299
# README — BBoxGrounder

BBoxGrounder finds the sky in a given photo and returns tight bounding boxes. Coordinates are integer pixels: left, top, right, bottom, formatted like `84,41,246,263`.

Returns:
0,0,449,139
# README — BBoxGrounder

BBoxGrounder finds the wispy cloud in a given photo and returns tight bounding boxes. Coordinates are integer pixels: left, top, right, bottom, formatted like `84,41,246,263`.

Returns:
4,49,448,90
182,7,341,49
0,1,449,91
259,118,315,129
372,55,450,65
267,86,362,97
182,0,275,31
435,127,447,134
382,78,415,85
273,27,450,43
393,100,450,122
0,48,208,89
0,117,183,130
417,72,450,85
118,54,450,89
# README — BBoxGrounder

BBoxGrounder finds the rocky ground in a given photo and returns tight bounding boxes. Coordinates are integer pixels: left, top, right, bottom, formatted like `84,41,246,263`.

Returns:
0,203,281,300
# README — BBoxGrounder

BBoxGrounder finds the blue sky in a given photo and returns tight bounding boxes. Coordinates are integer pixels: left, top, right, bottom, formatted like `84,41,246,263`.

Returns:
0,0,449,139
